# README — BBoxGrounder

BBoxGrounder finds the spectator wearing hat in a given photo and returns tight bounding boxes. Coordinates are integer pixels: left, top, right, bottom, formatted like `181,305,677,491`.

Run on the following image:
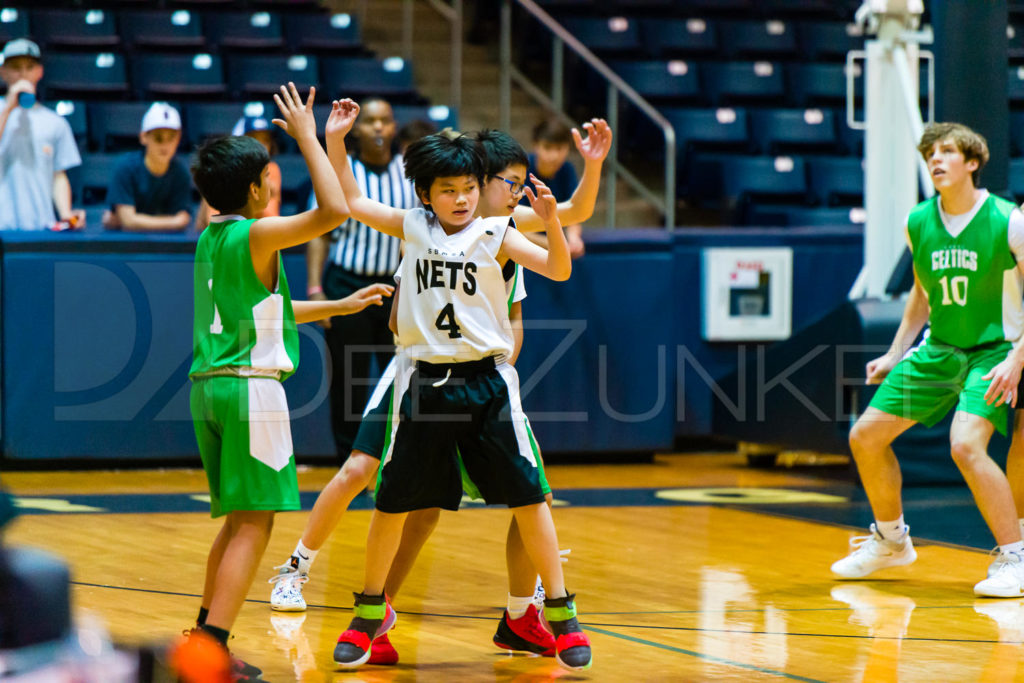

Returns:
0,38,83,230
194,115,282,230
103,102,193,232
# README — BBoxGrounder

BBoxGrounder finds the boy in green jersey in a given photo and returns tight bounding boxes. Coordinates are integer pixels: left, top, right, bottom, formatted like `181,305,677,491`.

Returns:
183,83,392,675
832,122,1024,598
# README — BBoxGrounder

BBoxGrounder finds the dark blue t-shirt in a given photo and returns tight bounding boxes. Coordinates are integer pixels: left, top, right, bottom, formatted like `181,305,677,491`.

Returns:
521,152,579,205
107,151,193,216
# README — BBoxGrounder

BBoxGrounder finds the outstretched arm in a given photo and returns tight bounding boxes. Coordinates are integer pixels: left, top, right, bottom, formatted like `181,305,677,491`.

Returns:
293,283,394,323
326,98,407,239
500,176,571,281
512,119,612,233
249,83,349,260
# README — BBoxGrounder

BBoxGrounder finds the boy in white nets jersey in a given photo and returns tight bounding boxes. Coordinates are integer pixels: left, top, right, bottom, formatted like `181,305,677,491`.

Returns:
326,98,591,671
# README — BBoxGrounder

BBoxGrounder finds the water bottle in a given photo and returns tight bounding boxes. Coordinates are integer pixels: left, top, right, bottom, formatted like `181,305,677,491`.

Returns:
17,91,35,109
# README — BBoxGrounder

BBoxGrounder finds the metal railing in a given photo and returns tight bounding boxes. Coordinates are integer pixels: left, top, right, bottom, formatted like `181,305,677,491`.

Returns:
499,0,676,229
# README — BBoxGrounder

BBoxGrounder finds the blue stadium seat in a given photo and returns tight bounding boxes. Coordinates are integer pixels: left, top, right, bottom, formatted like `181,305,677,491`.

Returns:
70,152,122,206
43,52,129,100
664,107,750,160
284,11,362,52
718,20,799,59
750,107,837,154
1011,111,1024,156
640,18,718,59
788,63,859,107
89,101,184,152
274,153,312,213
32,9,119,49
720,155,807,202
0,8,30,45
561,16,642,56
321,56,417,101
120,10,206,50
798,21,865,61
836,114,864,155
44,100,88,149
204,11,285,50
702,61,785,105
1010,158,1024,202
1010,24,1024,61
1010,67,1024,105
228,54,319,98
609,60,699,102
678,0,753,14
747,204,865,227
186,101,270,148
806,156,864,206
392,104,459,131
133,53,226,99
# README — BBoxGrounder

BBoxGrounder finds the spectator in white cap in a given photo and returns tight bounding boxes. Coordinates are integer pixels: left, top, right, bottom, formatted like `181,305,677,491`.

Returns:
0,38,83,230
195,113,282,229
103,102,193,232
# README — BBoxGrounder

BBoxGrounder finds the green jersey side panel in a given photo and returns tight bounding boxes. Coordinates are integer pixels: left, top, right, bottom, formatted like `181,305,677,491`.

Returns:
908,195,1020,348
190,218,299,380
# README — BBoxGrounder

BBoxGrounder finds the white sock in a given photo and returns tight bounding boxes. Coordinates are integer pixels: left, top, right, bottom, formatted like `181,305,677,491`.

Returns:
507,594,534,620
1000,540,1024,557
293,540,318,575
875,516,907,541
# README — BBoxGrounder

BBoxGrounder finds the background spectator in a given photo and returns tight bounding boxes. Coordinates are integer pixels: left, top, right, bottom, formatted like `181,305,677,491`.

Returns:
523,116,585,258
397,118,436,155
0,38,82,230
104,103,192,232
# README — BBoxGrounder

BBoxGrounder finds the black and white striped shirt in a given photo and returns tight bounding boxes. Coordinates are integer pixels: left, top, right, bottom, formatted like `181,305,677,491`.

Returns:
310,154,418,277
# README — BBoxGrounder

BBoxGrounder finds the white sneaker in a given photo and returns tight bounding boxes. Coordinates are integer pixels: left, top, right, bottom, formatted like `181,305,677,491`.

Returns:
269,562,308,612
975,552,1024,598
988,547,1015,578
831,524,917,578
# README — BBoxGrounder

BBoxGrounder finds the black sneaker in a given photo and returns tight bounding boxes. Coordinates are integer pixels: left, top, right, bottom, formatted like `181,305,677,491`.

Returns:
334,592,386,669
544,593,592,671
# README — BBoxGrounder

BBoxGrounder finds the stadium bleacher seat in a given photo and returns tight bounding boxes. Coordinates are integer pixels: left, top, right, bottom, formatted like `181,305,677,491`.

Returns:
806,156,864,206
45,100,87,149
1011,112,1024,156
1010,66,1024,105
392,104,459,131
133,53,226,99
560,16,642,56
43,52,129,100
702,61,785,105
1010,24,1024,62
609,60,699,102
664,106,750,162
835,113,864,155
284,12,362,53
719,20,799,59
186,101,268,148
119,10,206,50
321,56,417,101
798,21,865,61
788,63,859,107
227,54,319,99
750,107,837,154
720,155,807,202
746,204,865,227
70,152,122,206
32,9,119,49
1010,158,1024,202
204,11,285,51
0,7,29,45
640,18,718,59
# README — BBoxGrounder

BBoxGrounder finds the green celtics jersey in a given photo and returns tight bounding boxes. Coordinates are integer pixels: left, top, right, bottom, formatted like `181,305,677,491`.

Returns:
908,193,1022,348
189,217,299,380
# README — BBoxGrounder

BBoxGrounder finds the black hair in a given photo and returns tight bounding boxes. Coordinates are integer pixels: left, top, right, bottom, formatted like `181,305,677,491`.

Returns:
403,132,485,200
474,129,528,178
532,116,572,145
190,136,269,214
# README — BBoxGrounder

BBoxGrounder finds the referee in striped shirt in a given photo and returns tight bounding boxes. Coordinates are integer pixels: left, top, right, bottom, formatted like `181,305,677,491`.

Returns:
306,98,418,458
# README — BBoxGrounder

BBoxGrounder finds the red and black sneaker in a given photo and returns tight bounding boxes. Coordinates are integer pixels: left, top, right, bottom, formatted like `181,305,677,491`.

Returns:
544,593,592,671
493,604,556,656
334,592,392,669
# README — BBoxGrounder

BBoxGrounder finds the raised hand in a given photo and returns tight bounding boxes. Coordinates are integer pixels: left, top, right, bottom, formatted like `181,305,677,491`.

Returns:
271,82,317,142
573,118,613,163
523,174,558,223
326,98,360,140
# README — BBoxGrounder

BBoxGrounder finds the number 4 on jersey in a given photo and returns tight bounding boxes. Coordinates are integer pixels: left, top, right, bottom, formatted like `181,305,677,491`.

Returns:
435,303,462,339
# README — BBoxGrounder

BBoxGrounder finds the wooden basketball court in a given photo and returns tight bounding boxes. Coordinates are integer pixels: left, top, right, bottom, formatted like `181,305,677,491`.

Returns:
3,453,1022,682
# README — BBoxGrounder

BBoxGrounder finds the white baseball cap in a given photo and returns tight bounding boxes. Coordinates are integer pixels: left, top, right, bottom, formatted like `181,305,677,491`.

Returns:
140,102,181,133
1,38,41,64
